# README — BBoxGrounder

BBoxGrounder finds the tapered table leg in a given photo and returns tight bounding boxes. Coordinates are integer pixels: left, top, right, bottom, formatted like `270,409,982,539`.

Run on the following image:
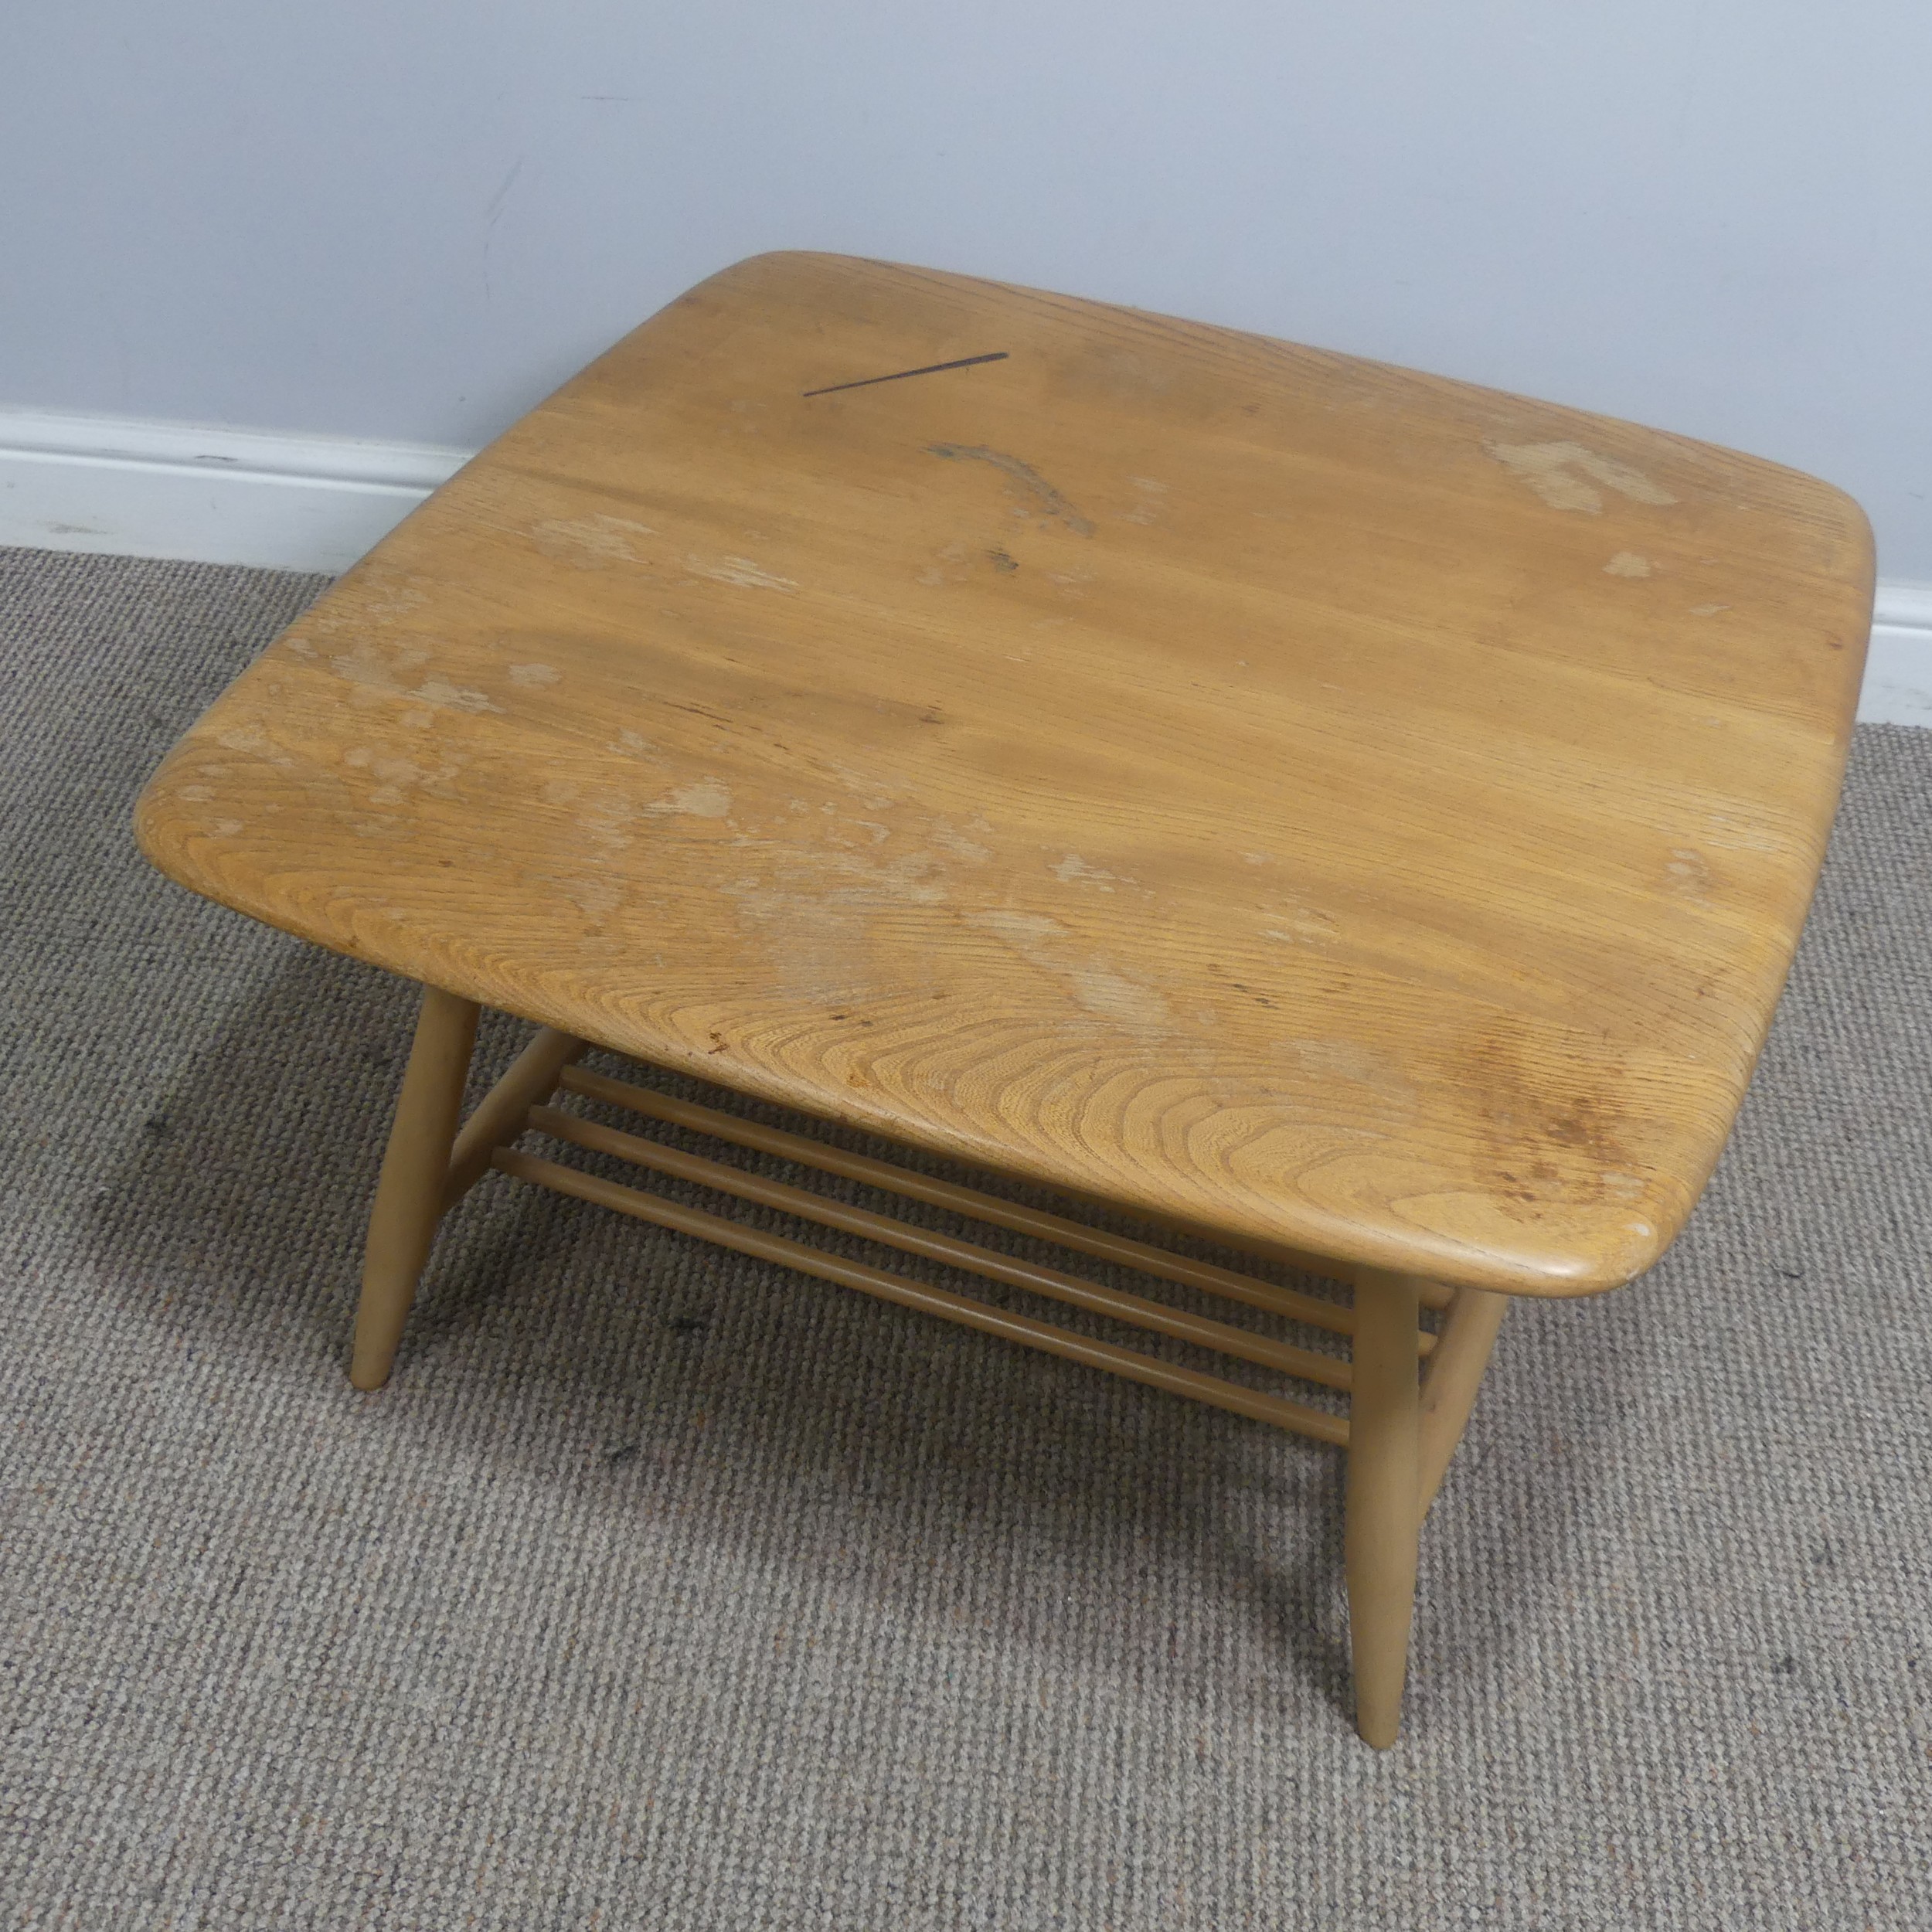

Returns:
1346,1268,1423,1747
1417,1286,1509,1515
349,985,480,1390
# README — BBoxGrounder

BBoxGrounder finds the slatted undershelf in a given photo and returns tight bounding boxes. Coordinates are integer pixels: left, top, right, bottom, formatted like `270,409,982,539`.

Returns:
478,1055,1450,1449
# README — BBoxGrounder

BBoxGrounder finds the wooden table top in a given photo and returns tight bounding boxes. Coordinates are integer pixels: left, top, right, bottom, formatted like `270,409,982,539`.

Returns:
136,251,1873,1296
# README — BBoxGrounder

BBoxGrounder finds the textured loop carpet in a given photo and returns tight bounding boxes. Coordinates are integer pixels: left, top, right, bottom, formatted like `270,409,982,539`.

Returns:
2,544,1929,1929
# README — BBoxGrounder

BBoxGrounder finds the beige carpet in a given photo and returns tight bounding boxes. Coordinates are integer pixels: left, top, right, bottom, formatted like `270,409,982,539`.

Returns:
2,544,1928,1929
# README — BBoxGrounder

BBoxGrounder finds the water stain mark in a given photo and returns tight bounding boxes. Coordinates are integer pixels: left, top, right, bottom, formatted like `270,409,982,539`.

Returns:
1484,440,1679,514
646,777,733,818
1664,847,1716,903
966,908,1172,1032
327,641,499,715
532,514,655,567
1051,852,1134,893
926,444,1096,536
685,555,797,593
1120,476,1168,526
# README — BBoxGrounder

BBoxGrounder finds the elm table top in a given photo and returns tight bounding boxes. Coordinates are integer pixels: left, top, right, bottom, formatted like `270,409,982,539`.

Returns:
136,251,1874,1295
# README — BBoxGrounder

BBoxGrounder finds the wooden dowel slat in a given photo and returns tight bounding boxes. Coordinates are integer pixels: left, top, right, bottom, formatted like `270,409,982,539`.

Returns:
492,1146,1349,1447
529,1104,1352,1392
556,1065,1426,1352
1032,1184,1355,1291
443,1026,590,1209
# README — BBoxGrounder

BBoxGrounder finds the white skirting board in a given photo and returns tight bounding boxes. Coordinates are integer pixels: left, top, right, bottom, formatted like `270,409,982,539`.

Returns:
0,408,467,577
1864,583,1932,728
3,404,1928,726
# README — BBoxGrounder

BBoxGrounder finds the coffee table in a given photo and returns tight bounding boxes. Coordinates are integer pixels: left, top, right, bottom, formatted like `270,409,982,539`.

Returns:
134,251,1873,1745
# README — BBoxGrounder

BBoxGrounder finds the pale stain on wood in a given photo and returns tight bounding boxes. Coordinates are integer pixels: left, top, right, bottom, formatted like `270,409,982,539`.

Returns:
1483,438,1681,513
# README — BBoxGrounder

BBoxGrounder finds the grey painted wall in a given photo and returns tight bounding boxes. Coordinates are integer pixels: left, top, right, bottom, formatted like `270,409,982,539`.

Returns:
5,2,1929,577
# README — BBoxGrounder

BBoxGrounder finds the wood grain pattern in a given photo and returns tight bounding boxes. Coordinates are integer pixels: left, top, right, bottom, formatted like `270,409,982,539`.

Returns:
134,250,1874,1295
